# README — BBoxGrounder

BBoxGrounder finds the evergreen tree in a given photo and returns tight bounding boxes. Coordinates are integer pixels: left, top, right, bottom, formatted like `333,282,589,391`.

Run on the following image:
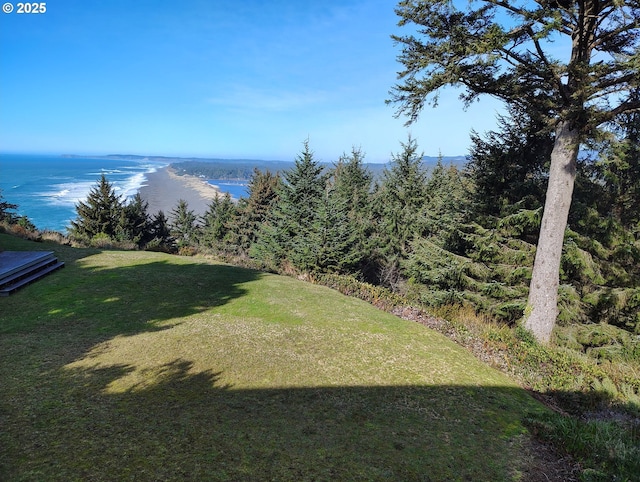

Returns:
231,168,280,255
466,106,552,217
70,174,124,239
422,160,473,251
310,183,362,273
253,140,328,271
374,135,428,258
201,193,236,250
370,136,428,288
0,189,18,224
117,193,151,246
331,147,376,277
388,0,640,342
332,148,372,213
599,92,640,233
170,199,198,247
148,210,174,250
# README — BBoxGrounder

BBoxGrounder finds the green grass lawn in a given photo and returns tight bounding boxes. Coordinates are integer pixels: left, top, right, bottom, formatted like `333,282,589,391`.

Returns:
0,234,550,481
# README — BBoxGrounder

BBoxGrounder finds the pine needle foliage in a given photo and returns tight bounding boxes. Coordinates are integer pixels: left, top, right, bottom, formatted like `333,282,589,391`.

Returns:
146,210,174,252
231,169,280,255
0,189,18,223
70,174,125,240
253,141,329,272
374,135,429,258
330,148,377,278
117,193,151,247
200,193,236,250
170,199,198,248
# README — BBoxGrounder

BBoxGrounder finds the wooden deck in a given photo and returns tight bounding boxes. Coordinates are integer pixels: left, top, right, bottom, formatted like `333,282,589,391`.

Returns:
0,251,65,296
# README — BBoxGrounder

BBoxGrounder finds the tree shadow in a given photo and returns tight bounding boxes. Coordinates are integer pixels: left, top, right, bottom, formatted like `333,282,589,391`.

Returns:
0,243,579,481
3,250,260,337
0,249,262,415
1,355,581,481
66,258,261,332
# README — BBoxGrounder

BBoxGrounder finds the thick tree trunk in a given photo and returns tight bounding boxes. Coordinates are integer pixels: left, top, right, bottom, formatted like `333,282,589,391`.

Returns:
524,120,580,343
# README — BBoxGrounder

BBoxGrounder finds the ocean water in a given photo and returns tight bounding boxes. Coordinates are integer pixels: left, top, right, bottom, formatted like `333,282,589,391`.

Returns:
207,179,249,200
0,154,167,233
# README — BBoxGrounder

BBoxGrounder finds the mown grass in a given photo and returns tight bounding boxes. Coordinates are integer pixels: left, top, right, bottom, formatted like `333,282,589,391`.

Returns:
423,307,640,482
1,234,553,481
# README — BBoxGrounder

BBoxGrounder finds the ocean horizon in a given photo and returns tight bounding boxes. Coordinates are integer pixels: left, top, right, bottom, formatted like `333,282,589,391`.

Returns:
0,154,252,233
0,154,168,233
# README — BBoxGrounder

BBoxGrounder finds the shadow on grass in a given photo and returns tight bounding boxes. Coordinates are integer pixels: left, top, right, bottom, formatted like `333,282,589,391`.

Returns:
65,259,261,333
1,250,261,339
0,240,576,480
1,357,566,482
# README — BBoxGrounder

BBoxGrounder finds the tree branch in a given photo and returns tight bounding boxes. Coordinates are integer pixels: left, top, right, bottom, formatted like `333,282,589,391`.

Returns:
590,71,638,94
610,99,640,118
527,25,569,100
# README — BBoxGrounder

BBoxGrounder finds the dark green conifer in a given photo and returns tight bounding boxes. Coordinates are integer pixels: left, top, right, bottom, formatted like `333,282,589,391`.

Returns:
70,174,124,239
253,140,328,271
422,160,472,252
170,199,198,247
147,210,173,250
310,183,361,273
331,147,375,277
0,189,18,224
118,193,151,246
374,135,428,258
598,92,640,232
201,193,236,250
466,106,552,217
231,169,280,255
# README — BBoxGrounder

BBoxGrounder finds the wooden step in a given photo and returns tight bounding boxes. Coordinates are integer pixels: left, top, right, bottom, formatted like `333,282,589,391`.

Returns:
0,251,65,296
0,260,65,296
0,256,59,289
0,251,56,281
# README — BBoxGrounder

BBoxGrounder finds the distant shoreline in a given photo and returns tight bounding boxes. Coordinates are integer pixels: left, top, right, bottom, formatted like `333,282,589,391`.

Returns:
138,166,221,218
61,153,288,164
60,153,468,166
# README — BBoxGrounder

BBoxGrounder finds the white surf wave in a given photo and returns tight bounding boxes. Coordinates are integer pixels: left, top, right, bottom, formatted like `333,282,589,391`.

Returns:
36,160,167,208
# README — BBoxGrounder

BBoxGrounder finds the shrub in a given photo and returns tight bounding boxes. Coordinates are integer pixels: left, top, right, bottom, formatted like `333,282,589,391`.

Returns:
40,230,71,245
178,245,198,257
525,413,640,481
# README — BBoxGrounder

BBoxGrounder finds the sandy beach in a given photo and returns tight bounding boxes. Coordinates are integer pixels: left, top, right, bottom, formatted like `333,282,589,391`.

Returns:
139,167,222,218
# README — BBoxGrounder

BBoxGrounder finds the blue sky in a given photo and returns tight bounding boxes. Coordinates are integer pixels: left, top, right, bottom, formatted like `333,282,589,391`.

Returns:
0,0,504,163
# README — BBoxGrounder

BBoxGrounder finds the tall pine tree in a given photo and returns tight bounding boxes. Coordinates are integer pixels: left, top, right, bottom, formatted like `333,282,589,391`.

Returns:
0,189,18,224
253,140,328,272
388,0,640,342
372,136,428,287
231,168,280,255
331,147,376,277
200,193,236,250
148,210,174,251
374,135,428,258
466,105,553,218
70,174,124,239
118,193,151,246
170,199,198,247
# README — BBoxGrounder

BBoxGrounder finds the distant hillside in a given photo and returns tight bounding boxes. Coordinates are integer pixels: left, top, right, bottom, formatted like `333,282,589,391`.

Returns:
171,159,297,180
169,155,468,181
63,153,467,181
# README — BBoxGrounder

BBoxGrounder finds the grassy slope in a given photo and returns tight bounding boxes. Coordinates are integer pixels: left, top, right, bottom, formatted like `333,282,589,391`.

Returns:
0,234,549,481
